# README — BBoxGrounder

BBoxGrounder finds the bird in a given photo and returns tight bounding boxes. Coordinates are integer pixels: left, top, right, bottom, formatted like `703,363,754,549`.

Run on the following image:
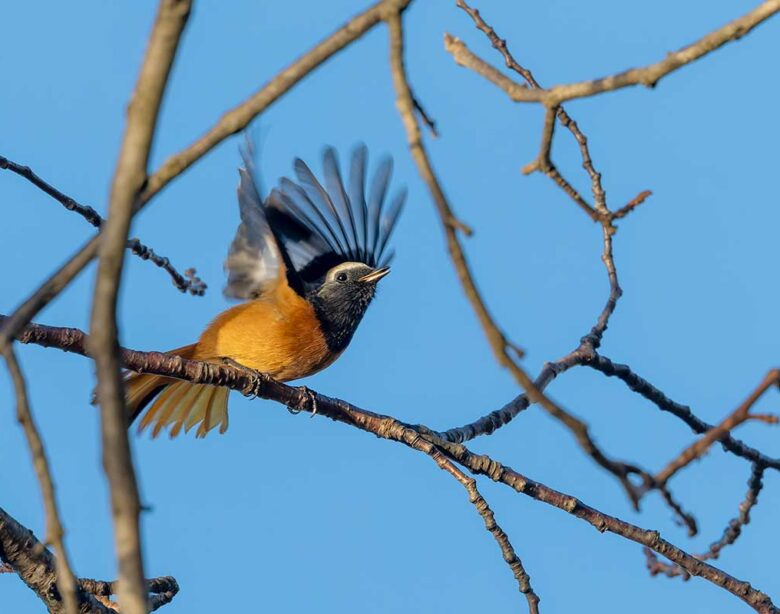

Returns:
124,139,405,439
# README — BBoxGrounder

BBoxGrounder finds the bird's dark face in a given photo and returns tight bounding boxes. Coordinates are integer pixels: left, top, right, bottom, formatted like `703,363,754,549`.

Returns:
308,262,390,353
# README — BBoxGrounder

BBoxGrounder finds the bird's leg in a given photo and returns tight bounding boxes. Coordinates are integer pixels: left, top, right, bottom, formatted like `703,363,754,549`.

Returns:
220,357,265,398
293,385,318,417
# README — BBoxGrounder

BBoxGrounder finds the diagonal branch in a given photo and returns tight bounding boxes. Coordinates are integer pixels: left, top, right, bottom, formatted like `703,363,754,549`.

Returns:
2,346,78,614
405,436,540,612
659,372,779,484
588,355,780,472
645,464,766,579
0,506,179,613
6,316,776,612
0,155,206,296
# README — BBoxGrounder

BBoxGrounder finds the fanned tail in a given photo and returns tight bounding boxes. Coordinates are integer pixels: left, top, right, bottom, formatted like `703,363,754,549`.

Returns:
124,344,230,439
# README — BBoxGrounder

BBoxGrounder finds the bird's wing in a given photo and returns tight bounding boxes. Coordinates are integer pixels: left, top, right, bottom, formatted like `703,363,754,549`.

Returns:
265,145,406,285
224,141,300,300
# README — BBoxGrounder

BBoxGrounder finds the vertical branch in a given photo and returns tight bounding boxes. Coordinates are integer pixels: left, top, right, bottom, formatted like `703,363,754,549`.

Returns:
2,346,78,614
89,2,192,613
386,11,521,363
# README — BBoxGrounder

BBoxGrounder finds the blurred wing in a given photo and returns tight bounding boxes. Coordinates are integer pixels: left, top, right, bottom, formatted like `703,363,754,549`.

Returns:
223,144,287,300
266,145,406,284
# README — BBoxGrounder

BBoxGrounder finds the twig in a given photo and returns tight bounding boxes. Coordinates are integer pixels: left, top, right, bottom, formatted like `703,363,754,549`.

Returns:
407,437,540,612
645,464,766,579
89,3,192,613
445,1,780,105
653,372,779,486
452,1,625,350
2,346,79,614
588,356,780,472
613,190,652,220
8,316,775,612
0,155,205,296
412,95,439,138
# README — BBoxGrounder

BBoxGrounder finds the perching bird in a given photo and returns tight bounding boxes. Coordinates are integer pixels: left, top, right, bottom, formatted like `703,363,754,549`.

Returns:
124,140,405,438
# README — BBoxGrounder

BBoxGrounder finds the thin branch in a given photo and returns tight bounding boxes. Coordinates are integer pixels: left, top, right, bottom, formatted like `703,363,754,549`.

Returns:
452,1,626,350
386,11,520,362
652,372,779,486
588,356,780,472
8,317,774,612
445,1,780,105
455,0,604,221
89,3,192,613
2,346,78,614
646,464,766,579
0,155,206,296
613,190,653,220
407,437,540,612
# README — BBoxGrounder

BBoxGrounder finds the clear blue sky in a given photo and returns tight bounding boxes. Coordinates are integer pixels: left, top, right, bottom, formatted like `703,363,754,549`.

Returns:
2,1,779,612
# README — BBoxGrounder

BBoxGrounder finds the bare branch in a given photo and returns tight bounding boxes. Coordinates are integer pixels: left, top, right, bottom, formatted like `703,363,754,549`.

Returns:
446,1,780,105
613,190,653,220
587,356,780,472
2,346,78,614
8,316,775,611
653,372,779,486
406,437,540,612
0,155,205,296
646,464,766,579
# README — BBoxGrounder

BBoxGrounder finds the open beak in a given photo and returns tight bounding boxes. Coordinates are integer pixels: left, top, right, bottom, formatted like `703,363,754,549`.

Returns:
358,266,391,283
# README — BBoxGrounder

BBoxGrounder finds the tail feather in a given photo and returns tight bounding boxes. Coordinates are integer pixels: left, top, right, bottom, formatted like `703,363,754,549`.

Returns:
124,344,230,439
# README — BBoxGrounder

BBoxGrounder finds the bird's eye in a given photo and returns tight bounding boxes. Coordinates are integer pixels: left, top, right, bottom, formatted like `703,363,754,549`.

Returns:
336,272,348,282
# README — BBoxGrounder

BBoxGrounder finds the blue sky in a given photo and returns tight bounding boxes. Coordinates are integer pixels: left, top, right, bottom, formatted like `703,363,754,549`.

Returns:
1,1,779,612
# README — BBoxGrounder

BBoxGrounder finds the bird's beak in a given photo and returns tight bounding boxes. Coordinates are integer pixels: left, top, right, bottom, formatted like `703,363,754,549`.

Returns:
358,266,391,283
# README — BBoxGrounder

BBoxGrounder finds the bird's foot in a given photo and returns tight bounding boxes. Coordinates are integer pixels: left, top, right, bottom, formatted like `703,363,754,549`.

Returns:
220,357,264,398
290,385,318,417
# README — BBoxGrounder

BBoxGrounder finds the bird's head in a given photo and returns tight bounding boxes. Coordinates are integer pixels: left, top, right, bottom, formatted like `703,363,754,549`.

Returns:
308,262,391,352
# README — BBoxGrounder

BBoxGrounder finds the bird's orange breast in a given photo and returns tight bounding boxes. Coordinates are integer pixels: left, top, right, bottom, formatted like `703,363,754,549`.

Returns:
194,282,339,381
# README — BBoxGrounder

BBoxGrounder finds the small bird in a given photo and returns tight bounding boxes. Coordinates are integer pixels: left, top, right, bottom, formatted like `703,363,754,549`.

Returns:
125,139,405,438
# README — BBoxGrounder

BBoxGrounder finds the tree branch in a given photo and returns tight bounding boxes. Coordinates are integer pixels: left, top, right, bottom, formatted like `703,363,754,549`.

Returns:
587,356,780,472
0,155,205,296
645,464,766,580
446,1,780,105
0,507,178,613
406,435,540,612
6,315,776,612
2,347,78,614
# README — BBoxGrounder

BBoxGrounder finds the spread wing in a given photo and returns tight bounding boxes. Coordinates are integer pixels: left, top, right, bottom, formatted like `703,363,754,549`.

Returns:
266,145,406,285
224,141,291,300
224,139,405,299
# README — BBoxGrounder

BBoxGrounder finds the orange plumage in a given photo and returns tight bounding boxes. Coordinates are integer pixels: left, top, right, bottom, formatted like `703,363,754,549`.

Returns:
125,140,404,439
